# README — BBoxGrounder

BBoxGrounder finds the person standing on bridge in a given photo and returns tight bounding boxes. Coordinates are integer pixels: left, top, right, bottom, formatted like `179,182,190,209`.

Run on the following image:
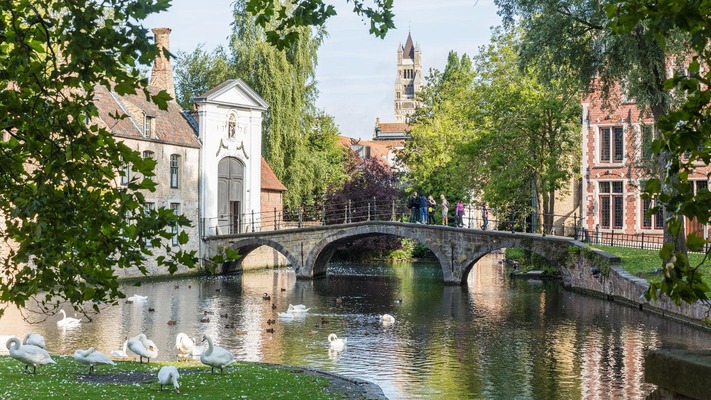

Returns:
408,192,419,223
418,193,428,224
481,203,489,230
440,195,449,226
455,200,465,227
427,195,436,224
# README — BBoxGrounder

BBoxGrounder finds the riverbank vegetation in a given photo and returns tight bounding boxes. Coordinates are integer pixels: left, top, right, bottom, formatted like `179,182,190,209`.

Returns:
593,245,711,286
504,248,559,277
0,356,350,399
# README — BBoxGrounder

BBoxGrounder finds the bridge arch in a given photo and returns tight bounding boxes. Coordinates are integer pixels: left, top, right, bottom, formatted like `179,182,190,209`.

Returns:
459,240,557,285
220,237,300,274
303,225,452,281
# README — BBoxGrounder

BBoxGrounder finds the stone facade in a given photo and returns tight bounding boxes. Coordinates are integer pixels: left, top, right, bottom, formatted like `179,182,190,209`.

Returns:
394,33,422,123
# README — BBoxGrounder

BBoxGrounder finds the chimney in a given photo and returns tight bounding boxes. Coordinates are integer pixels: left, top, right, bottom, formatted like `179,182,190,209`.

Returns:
149,27,176,101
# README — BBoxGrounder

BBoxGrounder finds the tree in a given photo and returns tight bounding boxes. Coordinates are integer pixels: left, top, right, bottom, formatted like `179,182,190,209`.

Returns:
462,29,580,231
495,0,688,251
607,0,711,306
173,45,231,109
245,0,395,49
325,151,403,258
0,1,196,318
399,51,476,203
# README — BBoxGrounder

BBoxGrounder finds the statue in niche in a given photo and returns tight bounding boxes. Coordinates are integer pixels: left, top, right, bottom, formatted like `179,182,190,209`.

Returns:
228,114,236,139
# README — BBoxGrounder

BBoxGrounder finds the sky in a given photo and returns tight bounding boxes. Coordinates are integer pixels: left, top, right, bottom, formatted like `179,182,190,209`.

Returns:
145,0,502,139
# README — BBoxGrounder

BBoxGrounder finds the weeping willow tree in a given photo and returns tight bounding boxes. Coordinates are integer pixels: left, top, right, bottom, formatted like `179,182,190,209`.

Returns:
230,0,344,208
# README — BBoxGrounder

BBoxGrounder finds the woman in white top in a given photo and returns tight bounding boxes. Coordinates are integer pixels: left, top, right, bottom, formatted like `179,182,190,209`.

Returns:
440,195,449,226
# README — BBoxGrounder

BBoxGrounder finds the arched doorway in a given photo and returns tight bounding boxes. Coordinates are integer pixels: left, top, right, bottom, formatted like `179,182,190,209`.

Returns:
218,157,244,234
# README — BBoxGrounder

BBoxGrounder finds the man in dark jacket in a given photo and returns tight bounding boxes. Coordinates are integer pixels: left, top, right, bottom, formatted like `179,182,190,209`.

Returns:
408,192,419,222
418,194,428,224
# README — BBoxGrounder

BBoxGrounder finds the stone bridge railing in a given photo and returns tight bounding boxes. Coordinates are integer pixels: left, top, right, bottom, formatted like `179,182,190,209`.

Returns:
204,221,606,286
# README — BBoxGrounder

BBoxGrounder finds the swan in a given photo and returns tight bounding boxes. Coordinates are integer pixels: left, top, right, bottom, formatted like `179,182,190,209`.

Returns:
73,347,115,374
200,335,235,374
381,314,396,324
23,333,46,349
127,294,148,302
175,333,195,355
158,365,180,393
56,309,81,327
127,333,158,363
327,333,347,352
6,337,55,374
287,304,310,313
111,338,128,357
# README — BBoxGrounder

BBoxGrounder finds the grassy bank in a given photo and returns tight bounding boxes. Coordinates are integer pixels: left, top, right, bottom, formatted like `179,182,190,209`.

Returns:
592,245,711,285
0,356,350,399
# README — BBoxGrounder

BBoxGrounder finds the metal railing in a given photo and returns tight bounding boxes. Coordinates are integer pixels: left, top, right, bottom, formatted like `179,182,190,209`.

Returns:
201,198,710,253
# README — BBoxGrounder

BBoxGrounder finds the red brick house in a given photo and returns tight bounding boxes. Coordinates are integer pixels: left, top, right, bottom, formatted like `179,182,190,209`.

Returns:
581,85,710,241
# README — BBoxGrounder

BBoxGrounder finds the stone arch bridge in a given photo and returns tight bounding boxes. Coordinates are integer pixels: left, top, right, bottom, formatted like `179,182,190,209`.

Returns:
204,221,604,286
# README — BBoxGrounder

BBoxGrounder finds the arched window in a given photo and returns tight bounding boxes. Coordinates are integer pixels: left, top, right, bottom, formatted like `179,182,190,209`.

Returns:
170,154,180,188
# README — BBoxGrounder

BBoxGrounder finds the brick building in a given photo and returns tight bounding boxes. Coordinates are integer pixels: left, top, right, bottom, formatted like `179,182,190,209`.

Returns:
581,85,710,240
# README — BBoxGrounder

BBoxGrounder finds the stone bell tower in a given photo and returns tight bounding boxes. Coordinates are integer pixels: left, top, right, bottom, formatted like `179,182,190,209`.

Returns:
394,32,422,123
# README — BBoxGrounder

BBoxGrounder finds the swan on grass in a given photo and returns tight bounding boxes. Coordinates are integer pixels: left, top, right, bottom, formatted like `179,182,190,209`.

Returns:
327,333,347,352
73,347,115,374
127,333,158,363
111,338,128,358
6,337,55,374
381,314,396,324
57,309,81,328
158,366,180,393
200,335,235,374
175,333,195,355
287,304,309,313
23,333,46,349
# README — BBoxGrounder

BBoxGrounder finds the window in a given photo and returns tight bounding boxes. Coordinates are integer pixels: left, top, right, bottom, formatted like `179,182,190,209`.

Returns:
142,150,154,159
600,127,624,162
641,197,664,229
641,125,655,160
120,157,130,186
599,181,624,229
170,203,180,246
170,154,180,188
228,114,236,139
144,115,153,138
144,202,155,247
405,84,414,96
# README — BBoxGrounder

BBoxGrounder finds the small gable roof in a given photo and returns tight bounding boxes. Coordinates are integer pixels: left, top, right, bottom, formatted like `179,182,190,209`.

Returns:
261,157,287,192
93,85,200,148
194,79,269,111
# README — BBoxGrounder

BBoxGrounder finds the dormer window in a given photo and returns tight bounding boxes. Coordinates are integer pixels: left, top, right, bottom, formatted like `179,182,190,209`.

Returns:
144,115,154,138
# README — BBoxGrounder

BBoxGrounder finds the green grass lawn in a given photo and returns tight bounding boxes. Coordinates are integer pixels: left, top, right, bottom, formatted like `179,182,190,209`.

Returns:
0,355,348,399
593,245,711,285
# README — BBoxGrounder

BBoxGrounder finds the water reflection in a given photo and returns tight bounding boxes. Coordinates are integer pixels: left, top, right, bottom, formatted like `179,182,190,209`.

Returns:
2,254,711,399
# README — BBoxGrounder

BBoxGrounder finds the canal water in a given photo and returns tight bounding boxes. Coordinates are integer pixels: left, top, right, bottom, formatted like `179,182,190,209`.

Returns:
2,253,711,399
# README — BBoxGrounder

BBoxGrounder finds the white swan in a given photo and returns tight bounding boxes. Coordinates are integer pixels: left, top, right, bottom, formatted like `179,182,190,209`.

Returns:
158,365,180,393
287,304,310,313
111,339,128,358
6,337,55,373
73,347,116,374
200,335,235,374
175,333,195,355
327,333,347,352
0,335,18,353
381,314,396,324
23,333,46,349
127,294,148,302
127,333,158,363
57,309,81,327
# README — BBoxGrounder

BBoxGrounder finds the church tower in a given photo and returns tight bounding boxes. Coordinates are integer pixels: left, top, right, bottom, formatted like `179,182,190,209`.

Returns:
394,32,422,123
